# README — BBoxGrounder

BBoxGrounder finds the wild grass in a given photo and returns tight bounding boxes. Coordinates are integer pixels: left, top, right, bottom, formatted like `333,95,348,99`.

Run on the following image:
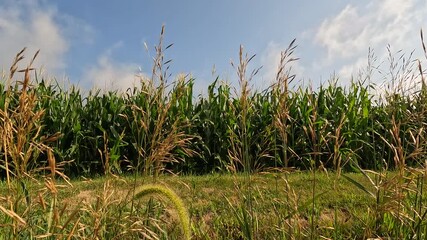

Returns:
1,172,423,239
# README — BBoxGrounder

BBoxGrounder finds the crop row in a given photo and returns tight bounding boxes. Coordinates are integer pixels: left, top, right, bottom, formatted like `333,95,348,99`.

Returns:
1,38,427,178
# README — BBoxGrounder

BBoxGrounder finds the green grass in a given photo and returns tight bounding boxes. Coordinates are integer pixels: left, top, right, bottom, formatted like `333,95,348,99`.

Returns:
2,172,421,239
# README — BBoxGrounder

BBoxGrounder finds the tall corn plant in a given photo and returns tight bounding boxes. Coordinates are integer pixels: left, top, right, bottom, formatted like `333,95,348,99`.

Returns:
191,78,234,172
249,90,277,170
37,81,89,175
91,90,128,175
315,79,372,171
166,75,197,172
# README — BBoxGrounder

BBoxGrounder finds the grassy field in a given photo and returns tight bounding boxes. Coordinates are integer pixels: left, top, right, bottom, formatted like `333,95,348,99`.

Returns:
2,27,427,239
2,171,426,239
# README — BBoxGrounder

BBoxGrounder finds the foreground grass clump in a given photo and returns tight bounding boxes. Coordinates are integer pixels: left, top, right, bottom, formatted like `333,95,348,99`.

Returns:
134,184,191,240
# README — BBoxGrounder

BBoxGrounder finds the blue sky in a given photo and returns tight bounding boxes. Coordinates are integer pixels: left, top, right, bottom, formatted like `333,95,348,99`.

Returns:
1,0,426,94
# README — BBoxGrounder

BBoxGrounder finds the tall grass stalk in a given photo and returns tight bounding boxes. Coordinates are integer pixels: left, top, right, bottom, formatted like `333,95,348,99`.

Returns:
0,48,61,184
0,48,41,184
229,45,257,239
272,39,298,170
117,25,194,184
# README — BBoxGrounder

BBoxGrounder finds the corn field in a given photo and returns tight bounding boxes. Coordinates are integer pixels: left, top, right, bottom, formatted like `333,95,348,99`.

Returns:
1,31,427,179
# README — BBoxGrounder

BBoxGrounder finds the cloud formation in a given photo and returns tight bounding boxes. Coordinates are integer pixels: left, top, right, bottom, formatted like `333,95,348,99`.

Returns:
0,0,94,78
314,0,427,81
0,1,68,75
82,43,141,92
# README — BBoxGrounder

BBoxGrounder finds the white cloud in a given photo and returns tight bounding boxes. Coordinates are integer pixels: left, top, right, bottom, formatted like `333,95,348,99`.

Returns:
82,43,141,92
0,0,94,78
0,1,67,75
314,0,427,83
315,5,367,60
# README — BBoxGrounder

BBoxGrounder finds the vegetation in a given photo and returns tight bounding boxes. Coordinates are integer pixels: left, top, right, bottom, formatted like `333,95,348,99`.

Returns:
0,26,427,238
2,32,427,176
